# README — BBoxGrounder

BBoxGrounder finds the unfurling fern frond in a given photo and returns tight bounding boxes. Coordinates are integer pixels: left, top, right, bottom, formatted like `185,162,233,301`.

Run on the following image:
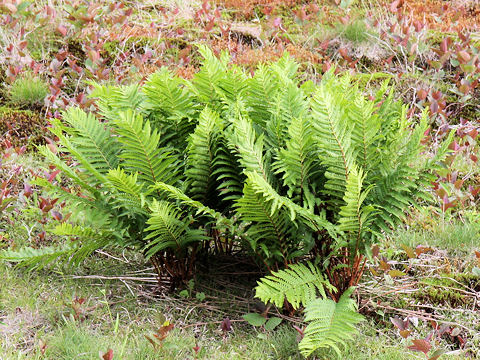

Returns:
254,262,334,309
299,288,364,358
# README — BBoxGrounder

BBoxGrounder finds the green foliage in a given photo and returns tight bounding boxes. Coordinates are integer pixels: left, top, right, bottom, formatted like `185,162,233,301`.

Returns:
6,74,48,109
255,262,333,309
255,263,364,357
300,288,364,357
1,47,451,295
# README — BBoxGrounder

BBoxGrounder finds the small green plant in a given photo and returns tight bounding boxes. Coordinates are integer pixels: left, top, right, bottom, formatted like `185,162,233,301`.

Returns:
338,19,372,43
7,74,48,109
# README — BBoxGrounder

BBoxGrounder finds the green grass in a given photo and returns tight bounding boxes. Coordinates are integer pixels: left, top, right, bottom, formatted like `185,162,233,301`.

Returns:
393,217,479,253
6,74,48,109
337,19,374,43
0,258,472,360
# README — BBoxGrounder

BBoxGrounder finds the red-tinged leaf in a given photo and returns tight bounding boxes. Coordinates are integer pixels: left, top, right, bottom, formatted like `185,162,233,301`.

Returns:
293,325,304,337
400,329,411,338
339,48,348,59
457,50,471,63
193,345,200,354
408,339,431,354
57,25,67,36
51,211,63,221
273,17,281,27
340,16,349,25
3,3,17,13
102,349,113,360
221,317,232,333
415,246,433,257
457,335,465,348
440,38,449,53
417,88,428,100
48,169,61,182
372,244,380,258
454,179,464,189
391,317,408,330
379,260,390,271
429,349,446,360
469,128,478,139
448,141,460,151
475,251,480,259
24,183,32,198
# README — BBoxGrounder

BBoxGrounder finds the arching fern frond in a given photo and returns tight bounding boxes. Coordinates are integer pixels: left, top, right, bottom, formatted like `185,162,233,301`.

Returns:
143,67,196,121
90,83,145,121
254,262,334,309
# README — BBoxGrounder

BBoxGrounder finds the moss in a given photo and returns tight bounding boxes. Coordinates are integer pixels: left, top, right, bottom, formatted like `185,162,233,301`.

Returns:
413,274,477,307
0,106,47,149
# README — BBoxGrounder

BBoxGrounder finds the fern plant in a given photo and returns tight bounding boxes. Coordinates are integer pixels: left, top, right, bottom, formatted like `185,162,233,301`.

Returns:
1,46,452,296
255,263,364,358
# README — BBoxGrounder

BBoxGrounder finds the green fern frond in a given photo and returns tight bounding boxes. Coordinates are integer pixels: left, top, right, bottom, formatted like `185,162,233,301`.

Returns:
274,115,318,208
213,136,244,202
265,82,308,150
246,64,279,126
245,171,335,236
338,167,374,241
299,288,364,358
90,83,145,121
143,67,196,121
144,200,207,258
235,181,291,262
228,112,271,181
152,182,230,226
311,76,356,203
105,168,147,216
112,110,180,187
192,44,229,105
186,107,222,203
255,262,334,309
0,243,79,270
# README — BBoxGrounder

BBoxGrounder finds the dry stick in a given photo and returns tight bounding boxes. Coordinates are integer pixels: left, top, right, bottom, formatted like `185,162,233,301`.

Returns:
375,304,473,332
68,275,158,283
183,319,246,328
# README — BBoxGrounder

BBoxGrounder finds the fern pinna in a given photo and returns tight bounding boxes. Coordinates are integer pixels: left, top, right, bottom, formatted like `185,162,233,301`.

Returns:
2,45,451,310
